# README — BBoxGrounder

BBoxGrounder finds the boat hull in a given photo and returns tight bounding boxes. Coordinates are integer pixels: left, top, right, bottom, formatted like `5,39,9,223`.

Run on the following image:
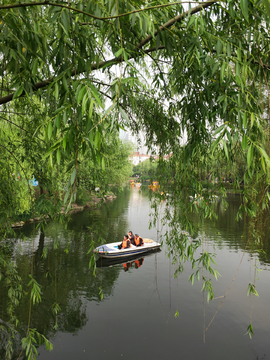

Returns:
94,241,161,259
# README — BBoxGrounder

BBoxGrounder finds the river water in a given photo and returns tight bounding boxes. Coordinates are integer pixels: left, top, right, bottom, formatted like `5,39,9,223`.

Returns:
1,187,270,360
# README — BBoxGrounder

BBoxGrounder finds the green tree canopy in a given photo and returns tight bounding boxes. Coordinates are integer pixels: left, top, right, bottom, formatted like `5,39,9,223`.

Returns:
1,0,269,171
2,0,270,273
1,1,270,358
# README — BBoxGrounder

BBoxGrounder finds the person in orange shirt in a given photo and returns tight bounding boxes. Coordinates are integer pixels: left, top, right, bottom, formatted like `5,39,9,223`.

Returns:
118,235,131,249
134,234,144,247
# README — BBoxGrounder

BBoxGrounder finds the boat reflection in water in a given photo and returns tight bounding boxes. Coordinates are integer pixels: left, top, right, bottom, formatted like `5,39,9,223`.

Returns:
95,250,160,269
123,258,144,271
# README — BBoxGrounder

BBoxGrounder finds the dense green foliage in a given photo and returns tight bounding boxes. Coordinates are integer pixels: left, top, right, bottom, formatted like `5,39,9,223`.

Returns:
1,0,270,357
133,158,158,180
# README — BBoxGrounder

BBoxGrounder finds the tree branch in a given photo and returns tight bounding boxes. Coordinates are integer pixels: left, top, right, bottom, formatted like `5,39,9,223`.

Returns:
0,46,165,105
3,0,269,107
0,1,217,105
0,1,218,21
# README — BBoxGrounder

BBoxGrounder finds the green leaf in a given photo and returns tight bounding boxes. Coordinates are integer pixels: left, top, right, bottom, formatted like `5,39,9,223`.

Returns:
212,62,219,76
47,122,52,140
89,98,93,120
56,148,61,165
121,77,137,85
233,132,239,143
240,0,249,21
189,273,195,285
123,49,129,62
243,112,247,128
13,86,24,99
32,59,38,76
63,136,67,150
61,9,70,35
187,15,195,29
66,160,76,173
114,48,124,57
88,83,104,108
94,131,100,149
119,107,130,122
62,76,68,91
213,124,226,136
250,113,255,128
77,86,86,105
42,139,62,159
263,0,270,17
258,147,270,170
216,40,222,55
226,130,232,145
261,156,266,172
99,286,103,300
54,82,59,99
64,188,70,204
10,49,17,60
242,134,248,150
223,139,229,160
227,43,231,57
63,110,67,125
82,92,89,116
101,157,105,171
220,62,226,82
245,322,254,339
55,114,61,129
211,134,222,153
70,168,76,185
247,144,253,169
131,13,136,27
237,48,242,62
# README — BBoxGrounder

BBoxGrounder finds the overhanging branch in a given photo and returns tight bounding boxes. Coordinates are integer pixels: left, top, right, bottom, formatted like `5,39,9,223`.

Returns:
2,0,269,106
0,46,165,105
0,1,217,105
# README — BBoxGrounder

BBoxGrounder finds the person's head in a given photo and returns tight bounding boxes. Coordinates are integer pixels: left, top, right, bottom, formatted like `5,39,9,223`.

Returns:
124,235,128,240
128,231,133,235
135,234,139,238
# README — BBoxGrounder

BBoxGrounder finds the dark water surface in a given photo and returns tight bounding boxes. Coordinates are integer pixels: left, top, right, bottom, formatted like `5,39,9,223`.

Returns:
2,188,270,360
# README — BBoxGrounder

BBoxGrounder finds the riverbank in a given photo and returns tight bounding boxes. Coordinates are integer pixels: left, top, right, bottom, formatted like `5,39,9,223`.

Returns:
11,192,117,229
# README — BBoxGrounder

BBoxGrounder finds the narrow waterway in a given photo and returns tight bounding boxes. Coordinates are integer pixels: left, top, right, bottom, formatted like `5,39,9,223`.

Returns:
1,187,270,360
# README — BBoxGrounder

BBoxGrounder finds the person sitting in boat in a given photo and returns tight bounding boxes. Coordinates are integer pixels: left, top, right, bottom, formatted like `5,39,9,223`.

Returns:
118,235,131,249
135,234,144,247
128,231,136,246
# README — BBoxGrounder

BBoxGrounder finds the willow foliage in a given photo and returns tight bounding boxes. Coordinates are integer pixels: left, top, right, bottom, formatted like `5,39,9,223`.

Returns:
0,0,270,181
1,0,270,357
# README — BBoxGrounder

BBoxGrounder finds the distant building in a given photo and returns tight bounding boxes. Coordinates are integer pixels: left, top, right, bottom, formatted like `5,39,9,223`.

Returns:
121,128,172,165
129,152,172,166
129,152,151,166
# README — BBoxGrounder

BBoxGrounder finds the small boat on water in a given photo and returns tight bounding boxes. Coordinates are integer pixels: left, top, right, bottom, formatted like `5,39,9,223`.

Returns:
94,239,161,259
148,181,160,190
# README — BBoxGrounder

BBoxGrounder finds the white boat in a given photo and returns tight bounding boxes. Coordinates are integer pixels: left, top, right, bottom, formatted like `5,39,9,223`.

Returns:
94,239,161,259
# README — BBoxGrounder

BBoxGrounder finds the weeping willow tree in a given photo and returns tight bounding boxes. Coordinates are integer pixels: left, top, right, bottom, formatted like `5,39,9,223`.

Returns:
1,0,270,357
